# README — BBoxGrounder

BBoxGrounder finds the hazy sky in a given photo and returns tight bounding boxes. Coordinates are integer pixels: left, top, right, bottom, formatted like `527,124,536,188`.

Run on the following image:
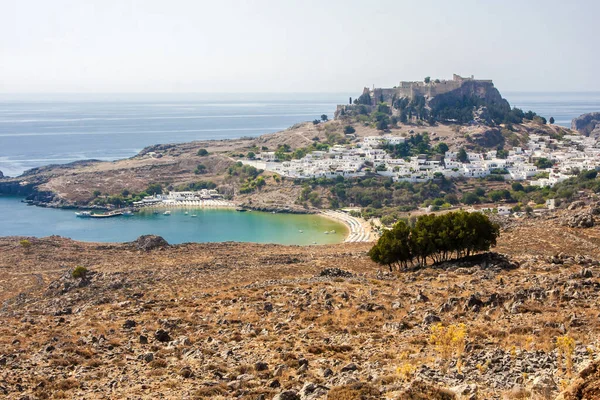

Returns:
1,0,598,93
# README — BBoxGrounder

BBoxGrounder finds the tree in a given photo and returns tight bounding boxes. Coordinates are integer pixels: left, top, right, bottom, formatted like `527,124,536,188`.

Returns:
376,119,388,131
369,211,499,270
195,164,207,174
197,148,209,156
435,142,449,154
121,189,130,197
549,116,555,124
462,192,480,205
321,114,328,122
511,182,525,192
343,125,356,135
93,190,101,198
312,119,320,125
247,152,256,159
349,97,352,105
535,158,554,169
424,76,431,84
146,183,163,195
457,148,468,163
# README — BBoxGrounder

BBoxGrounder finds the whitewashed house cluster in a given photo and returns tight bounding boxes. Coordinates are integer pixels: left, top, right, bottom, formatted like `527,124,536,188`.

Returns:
241,131,600,186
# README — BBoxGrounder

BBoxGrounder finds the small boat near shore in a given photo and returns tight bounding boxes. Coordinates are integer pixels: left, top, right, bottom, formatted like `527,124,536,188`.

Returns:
163,210,171,216
236,207,247,212
90,211,123,218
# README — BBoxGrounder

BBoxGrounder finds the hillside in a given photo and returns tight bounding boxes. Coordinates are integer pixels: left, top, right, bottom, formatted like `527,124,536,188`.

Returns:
2,206,600,399
0,115,576,214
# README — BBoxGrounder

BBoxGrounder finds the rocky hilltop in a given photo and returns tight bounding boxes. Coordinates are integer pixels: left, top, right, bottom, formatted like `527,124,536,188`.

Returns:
335,74,511,125
572,112,600,138
1,206,600,399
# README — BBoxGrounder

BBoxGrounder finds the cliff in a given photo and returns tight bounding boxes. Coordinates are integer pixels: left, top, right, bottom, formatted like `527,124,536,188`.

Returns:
572,112,600,138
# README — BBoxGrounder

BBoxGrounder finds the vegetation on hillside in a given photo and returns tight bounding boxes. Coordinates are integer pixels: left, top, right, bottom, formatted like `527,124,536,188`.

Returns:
368,211,500,270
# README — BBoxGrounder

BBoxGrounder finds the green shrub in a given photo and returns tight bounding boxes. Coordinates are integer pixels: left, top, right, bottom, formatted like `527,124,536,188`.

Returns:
19,239,31,250
72,266,88,279
197,149,209,156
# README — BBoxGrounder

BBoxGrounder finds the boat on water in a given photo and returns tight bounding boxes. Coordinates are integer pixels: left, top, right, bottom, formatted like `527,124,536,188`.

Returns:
75,211,92,218
163,210,171,215
299,230,303,233
123,210,134,216
184,211,188,215
191,214,197,217
90,211,123,218
236,207,247,212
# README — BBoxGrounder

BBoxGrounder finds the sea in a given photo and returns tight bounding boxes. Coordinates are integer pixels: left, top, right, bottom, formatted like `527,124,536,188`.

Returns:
0,91,599,244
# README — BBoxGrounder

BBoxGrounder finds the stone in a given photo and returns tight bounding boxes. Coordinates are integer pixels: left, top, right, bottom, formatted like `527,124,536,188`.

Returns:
139,335,148,344
299,382,329,400
423,312,441,325
273,390,300,400
140,352,154,363
154,329,171,343
358,303,385,312
319,268,353,278
530,373,557,398
122,320,136,329
264,302,273,312
269,379,281,388
451,383,478,399
340,363,358,372
133,235,169,251
179,366,193,378
322,368,334,377
255,361,269,371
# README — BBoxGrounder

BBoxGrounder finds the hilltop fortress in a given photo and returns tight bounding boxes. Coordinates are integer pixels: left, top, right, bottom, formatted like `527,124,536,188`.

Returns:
372,74,493,103
335,74,509,121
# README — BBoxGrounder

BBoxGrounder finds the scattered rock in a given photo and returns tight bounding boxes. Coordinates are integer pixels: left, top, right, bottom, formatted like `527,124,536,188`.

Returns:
319,268,353,278
340,363,358,372
358,303,385,312
133,235,169,251
154,329,171,343
255,361,269,371
273,390,300,400
529,373,557,398
122,319,136,329
423,312,441,325
299,382,328,400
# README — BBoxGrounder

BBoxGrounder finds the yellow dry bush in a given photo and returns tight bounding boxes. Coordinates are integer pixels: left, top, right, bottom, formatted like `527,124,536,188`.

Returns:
556,335,575,376
396,363,416,382
429,322,467,373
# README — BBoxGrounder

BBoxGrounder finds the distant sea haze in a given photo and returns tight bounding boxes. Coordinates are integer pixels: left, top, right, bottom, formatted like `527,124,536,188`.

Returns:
0,92,599,177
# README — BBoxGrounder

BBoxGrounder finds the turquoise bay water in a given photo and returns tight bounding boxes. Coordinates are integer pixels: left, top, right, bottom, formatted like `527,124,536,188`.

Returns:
0,197,347,245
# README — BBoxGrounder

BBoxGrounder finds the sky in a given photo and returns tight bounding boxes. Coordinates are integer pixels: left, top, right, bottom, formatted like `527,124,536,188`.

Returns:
1,0,599,93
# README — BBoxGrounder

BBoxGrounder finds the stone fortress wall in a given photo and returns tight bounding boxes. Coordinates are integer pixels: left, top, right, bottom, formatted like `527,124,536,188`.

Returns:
366,74,494,105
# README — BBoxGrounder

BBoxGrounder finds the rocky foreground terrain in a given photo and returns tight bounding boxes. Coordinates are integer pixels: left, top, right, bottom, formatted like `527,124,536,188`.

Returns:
2,208,600,399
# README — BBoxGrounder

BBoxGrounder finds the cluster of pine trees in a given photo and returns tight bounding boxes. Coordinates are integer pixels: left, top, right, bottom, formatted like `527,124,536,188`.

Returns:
368,211,500,270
